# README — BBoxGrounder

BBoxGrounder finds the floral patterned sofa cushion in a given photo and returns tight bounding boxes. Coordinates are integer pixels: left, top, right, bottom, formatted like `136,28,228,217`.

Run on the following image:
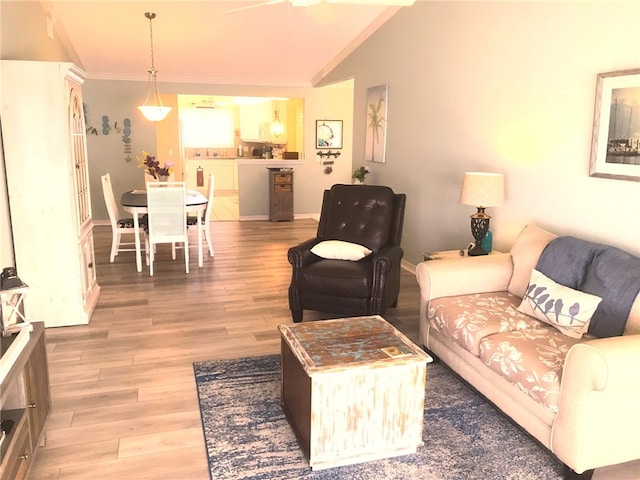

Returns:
428,292,544,355
478,328,584,412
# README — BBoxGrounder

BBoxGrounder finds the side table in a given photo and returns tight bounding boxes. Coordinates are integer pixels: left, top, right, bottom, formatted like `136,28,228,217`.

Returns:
423,249,503,261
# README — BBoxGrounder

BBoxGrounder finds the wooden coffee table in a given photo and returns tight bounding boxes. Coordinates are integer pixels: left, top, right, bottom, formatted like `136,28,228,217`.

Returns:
278,315,432,470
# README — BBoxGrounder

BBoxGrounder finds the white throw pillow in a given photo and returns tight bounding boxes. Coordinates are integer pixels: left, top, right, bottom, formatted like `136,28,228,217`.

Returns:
518,269,602,339
310,240,372,261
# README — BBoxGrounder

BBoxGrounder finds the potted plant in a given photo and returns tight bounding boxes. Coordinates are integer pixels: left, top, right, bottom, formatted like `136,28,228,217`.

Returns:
352,165,371,184
137,151,174,180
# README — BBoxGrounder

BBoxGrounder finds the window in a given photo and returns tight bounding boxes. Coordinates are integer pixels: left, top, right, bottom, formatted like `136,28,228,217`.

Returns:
180,108,234,148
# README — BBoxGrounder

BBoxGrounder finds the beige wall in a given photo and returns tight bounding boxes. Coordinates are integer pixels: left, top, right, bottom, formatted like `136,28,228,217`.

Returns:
3,1,640,267
320,1,640,263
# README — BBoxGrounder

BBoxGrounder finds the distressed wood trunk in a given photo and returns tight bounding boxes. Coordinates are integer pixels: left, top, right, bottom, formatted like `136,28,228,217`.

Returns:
279,315,432,470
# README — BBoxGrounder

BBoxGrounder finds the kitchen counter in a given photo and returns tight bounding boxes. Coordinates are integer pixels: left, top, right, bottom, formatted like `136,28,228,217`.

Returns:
187,157,302,165
236,158,303,166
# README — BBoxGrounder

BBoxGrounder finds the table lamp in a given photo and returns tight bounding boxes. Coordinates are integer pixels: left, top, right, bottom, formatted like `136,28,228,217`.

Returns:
459,172,504,256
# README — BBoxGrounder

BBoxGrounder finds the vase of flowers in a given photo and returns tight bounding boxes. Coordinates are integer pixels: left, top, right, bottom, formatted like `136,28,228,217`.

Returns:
352,165,371,184
137,151,174,180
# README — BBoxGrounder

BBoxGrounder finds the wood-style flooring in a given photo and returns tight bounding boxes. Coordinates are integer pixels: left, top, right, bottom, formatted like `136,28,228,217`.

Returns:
28,220,639,480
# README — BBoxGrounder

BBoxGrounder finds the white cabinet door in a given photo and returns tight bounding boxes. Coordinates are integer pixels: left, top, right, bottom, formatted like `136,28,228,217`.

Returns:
79,229,98,310
210,161,235,191
239,102,267,141
185,160,237,194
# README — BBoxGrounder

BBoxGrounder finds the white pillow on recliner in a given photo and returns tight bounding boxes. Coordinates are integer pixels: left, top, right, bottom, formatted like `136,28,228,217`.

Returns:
311,240,372,261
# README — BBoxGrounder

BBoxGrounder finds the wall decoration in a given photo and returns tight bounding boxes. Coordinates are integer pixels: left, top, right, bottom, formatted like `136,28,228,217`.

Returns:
316,150,341,159
315,120,343,149
83,103,98,135
589,68,640,181
83,104,133,162
101,115,111,135
122,118,132,162
365,84,388,164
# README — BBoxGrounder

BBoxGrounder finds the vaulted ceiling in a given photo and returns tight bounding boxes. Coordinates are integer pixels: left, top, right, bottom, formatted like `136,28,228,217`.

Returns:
42,0,413,87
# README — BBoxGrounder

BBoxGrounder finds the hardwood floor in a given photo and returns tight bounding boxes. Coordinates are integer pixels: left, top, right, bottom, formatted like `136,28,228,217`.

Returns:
29,219,420,479
28,220,638,480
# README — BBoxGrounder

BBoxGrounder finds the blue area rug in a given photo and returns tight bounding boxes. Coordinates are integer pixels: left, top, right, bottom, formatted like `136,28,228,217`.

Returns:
194,355,563,480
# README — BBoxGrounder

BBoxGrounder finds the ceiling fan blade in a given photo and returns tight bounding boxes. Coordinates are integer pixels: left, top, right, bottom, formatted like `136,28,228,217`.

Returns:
220,0,286,15
324,0,415,5
220,0,413,15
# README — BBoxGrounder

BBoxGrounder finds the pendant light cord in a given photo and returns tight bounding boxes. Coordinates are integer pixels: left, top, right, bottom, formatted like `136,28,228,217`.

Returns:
138,11,172,121
145,12,157,75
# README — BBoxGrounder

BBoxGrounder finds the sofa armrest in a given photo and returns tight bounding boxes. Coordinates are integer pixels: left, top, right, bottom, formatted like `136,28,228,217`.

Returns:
415,253,514,301
551,334,640,473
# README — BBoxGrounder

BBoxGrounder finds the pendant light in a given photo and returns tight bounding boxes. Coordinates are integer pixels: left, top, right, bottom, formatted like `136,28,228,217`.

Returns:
137,12,172,122
271,101,284,138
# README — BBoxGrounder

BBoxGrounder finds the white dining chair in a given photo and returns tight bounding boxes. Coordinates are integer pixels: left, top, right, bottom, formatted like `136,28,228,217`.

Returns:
101,173,146,263
145,181,189,276
187,174,214,257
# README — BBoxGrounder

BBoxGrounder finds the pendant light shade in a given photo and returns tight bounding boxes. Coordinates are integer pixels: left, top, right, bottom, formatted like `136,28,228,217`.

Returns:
137,12,172,122
271,101,284,138
272,110,284,137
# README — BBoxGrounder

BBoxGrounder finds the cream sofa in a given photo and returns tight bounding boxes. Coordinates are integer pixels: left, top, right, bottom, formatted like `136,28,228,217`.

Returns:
416,225,640,479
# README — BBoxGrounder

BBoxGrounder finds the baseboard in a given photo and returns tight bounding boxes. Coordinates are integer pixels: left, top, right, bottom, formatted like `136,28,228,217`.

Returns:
238,214,320,222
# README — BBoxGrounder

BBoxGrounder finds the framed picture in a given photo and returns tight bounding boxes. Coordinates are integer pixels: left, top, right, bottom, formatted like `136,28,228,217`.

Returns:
315,120,343,149
365,84,388,164
589,68,640,181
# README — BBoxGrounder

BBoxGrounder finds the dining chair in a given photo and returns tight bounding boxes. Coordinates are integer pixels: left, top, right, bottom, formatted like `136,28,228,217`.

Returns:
187,174,214,257
101,173,146,263
145,181,189,276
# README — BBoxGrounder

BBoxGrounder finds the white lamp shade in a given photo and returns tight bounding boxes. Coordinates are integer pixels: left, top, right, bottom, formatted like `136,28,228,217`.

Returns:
138,105,172,122
460,172,504,208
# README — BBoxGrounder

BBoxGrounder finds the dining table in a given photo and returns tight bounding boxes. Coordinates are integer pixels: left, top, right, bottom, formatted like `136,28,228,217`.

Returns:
121,189,208,273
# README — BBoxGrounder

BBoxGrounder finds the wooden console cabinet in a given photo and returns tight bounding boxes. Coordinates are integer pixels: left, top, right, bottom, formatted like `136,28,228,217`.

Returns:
268,168,294,222
0,323,51,480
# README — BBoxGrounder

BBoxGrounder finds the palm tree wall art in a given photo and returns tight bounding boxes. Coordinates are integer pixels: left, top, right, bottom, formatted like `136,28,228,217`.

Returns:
365,84,388,164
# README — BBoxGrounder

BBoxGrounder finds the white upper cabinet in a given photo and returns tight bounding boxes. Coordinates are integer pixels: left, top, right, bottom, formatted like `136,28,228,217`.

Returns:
239,101,268,142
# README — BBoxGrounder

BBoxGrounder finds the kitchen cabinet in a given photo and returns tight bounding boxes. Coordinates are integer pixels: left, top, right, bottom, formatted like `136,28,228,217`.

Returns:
0,60,100,328
185,159,238,195
0,323,51,480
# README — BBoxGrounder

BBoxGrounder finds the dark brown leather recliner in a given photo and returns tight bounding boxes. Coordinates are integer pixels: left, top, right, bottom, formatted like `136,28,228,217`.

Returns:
287,184,406,323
